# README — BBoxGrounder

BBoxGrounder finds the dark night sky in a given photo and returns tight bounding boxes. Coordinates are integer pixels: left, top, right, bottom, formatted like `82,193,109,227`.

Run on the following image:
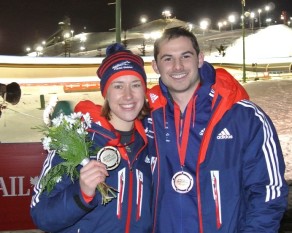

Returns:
0,0,291,55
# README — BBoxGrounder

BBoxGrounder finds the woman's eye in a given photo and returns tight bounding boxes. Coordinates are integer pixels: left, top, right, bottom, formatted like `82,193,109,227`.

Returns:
113,84,123,89
132,83,142,88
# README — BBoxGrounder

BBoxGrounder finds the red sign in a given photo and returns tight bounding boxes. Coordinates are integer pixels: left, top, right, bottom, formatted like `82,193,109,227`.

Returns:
0,143,46,231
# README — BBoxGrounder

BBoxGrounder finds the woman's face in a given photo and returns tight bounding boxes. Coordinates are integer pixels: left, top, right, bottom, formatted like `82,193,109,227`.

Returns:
106,75,145,131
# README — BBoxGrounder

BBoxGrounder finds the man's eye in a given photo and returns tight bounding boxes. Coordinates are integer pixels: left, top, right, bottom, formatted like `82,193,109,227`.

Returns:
163,57,172,62
182,54,191,59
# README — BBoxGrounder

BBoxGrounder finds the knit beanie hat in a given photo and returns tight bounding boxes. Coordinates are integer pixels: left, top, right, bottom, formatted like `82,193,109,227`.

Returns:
97,43,147,97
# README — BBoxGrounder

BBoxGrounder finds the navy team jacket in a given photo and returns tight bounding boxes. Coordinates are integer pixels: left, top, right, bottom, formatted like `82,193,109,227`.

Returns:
31,102,153,233
146,62,288,233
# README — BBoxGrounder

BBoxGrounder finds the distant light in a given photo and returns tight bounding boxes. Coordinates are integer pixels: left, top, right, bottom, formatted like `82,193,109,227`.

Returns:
200,20,209,30
35,45,43,56
140,16,148,24
162,10,172,19
151,31,162,39
228,15,235,23
188,23,193,31
36,46,43,52
64,32,70,39
144,31,162,40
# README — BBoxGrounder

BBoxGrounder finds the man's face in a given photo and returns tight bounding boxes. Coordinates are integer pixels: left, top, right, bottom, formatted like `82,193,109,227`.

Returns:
152,36,204,98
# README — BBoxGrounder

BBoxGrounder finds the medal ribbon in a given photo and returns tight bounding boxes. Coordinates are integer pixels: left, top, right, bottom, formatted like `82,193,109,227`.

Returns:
106,131,135,160
106,119,146,161
174,96,197,166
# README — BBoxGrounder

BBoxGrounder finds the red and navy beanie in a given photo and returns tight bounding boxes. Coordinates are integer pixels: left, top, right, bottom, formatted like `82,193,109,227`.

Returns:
97,43,147,97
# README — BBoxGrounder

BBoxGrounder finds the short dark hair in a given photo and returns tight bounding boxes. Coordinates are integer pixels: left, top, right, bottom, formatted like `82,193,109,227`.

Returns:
101,99,150,120
153,27,200,61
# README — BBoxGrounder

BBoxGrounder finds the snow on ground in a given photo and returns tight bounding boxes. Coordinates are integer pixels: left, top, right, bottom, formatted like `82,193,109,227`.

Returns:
243,77,292,182
207,24,292,64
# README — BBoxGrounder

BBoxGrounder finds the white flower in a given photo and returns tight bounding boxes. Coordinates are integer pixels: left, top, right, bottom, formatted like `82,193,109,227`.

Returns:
42,136,52,151
71,112,83,120
82,112,92,128
77,127,85,135
56,176,62,183
65,114,77,126
38,111,117,204
51,114,64,127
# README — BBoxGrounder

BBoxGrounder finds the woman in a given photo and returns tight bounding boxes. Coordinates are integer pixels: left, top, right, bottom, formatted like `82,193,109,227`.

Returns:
30,43,152,233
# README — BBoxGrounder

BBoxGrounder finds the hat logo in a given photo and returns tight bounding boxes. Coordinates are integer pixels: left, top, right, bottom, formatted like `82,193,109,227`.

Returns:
112,60,134,71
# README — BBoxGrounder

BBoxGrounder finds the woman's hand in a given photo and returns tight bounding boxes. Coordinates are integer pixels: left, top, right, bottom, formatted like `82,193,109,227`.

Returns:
79,160,109,197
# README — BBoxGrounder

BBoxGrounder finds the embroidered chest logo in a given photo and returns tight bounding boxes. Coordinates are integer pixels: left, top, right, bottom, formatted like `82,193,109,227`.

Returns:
199,128,205,136
149,93,158,103
217,128,233,139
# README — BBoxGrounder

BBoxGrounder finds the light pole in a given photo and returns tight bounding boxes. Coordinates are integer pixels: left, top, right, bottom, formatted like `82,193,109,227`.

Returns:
228,15,235,30
265,5,270,26
35,45,43,57
200,20,209,36
218,22,223,32
63,32,71,57
250,12,255,32
258,9,262,28
25,47,31,55
115,0,121,43
266,18,272,26
223,21,227,31
138,16,148,55
141,31,161,56
79,33,87,52
241,0,246,83
140,33,148,56
108,0,121,43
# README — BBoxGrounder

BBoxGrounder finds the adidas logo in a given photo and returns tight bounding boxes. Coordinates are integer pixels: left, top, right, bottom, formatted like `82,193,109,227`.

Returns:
149,93,158,103
217,128,233,139
199,128,205,136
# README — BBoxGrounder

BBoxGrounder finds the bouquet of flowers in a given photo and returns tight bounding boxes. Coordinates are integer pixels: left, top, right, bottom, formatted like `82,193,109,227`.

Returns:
39,112,117,205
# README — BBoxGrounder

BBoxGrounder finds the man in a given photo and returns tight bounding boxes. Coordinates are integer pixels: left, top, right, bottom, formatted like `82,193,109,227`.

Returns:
146,27,288,232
